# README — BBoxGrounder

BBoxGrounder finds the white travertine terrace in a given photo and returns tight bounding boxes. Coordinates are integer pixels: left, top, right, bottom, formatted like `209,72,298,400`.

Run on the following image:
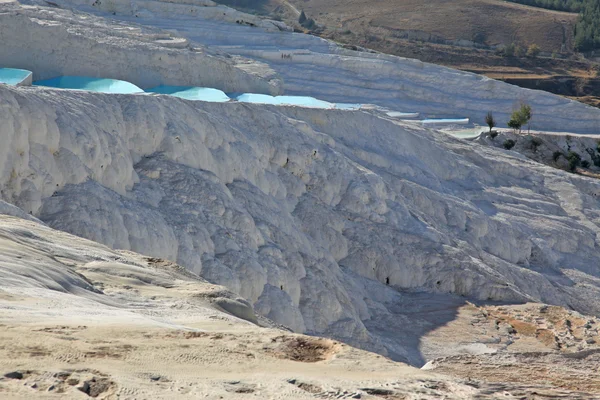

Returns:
3,1,600,366
43,0,600,133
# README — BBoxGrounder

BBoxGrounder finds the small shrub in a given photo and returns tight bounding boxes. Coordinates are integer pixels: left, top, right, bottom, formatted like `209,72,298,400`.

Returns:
302,17,316,30
472,32,487,45
553,151,562,162
527,44,541,58
490,131,499,139
515,45,525,57
485,111,496,132
503,43,515,57
567,151,581,172
531,137,543,150
503,139,516,150
582,160,591,168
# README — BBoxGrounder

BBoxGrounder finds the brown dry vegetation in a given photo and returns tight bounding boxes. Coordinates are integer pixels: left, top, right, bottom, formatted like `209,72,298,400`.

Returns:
290,0,577,52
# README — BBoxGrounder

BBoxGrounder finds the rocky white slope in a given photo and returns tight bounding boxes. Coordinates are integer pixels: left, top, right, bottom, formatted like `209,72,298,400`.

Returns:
4,78,600,365
35,0,600,133
5,0,600,368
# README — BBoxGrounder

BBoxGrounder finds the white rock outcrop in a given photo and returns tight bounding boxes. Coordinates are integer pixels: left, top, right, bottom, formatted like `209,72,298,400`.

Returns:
3,81,600,363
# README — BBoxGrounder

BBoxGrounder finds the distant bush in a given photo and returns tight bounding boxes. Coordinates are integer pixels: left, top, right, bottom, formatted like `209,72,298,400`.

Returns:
527,44,541,58
567,151,582,171
553,151,563,161
503,43,516,57
582,160,591,168
490,131,499,139
472,32,487,45
302,17,316,30
503,139,516,150
504,0,584,13
515,44,525,57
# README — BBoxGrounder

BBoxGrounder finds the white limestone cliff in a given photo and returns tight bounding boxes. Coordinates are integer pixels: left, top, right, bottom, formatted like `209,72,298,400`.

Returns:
3,82,600,363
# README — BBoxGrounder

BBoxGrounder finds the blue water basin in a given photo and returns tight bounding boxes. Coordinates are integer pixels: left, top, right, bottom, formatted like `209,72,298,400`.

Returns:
147,86,231,102
275,95,333,108
236,93,279,105
0,68,32,85
236,93,334,109
34,76,143,94
421,118,470,125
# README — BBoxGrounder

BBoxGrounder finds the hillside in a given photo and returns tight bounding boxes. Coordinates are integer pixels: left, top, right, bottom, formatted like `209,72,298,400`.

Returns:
4,0,600,397
215,0,600,107
270,0,578,52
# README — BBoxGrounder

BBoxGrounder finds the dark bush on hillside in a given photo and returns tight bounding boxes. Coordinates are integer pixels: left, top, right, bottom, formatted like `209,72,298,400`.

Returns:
503,139,516,150
530,137,543,151
567,151,582,171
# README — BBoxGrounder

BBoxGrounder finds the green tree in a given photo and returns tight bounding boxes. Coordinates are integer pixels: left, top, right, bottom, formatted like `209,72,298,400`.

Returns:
567,151,582,171
298,10,307,24
485,111,496,133
508,102,532,134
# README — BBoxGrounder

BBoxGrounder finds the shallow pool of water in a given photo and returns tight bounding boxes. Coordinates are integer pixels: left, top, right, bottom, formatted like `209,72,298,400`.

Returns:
276,95,333,108
387,111,419,118
236,93,279,105
0,68,32,85
236,93,334,108
34,76,143,94
421,118,470,125
147,86,230,102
